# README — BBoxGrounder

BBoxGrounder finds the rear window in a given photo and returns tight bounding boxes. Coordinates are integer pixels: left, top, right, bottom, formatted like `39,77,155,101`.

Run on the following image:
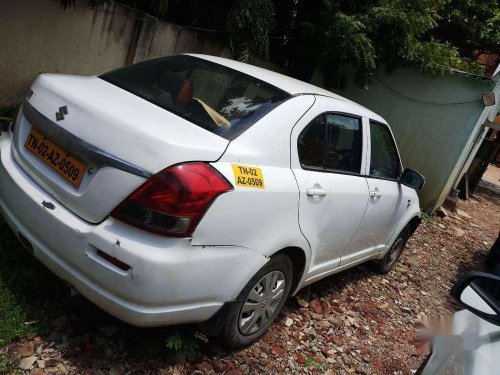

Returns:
100,55,290,140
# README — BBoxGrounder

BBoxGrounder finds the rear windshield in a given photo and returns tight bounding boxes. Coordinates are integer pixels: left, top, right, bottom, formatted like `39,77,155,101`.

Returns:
100,55,291,140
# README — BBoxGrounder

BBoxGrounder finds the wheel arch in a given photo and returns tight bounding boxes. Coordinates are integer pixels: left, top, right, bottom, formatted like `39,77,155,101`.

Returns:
274,246,308,296
376,213,422,260
407,215,422,237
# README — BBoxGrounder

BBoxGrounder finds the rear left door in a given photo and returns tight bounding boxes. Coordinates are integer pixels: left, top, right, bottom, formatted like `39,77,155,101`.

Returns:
291,97,370,281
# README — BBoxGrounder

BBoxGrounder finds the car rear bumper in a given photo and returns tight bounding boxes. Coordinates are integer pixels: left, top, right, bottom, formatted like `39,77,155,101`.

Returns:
0,134,267,327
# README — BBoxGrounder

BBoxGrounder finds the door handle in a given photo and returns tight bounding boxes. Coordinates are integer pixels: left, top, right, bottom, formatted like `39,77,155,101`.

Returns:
306,188,327,197
370,190,382,198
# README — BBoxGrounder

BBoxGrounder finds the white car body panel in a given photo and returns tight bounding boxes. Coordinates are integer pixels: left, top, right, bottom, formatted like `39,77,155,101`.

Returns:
192,95,315,258
290,96,371,279
0,134,266,326
28,74,228,174
0,54,422,326
13,74,228,222
12,109,148,223
353,117,416,258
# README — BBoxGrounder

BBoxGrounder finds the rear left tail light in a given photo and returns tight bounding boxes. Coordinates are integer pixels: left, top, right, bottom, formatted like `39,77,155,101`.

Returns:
110,162,232,237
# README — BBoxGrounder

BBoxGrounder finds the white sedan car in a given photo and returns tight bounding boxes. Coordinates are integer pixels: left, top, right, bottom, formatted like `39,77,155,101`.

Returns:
0,54,424,347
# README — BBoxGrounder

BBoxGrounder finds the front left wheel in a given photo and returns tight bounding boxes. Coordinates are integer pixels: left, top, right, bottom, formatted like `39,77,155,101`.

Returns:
377,226,410,274
219,253,293,348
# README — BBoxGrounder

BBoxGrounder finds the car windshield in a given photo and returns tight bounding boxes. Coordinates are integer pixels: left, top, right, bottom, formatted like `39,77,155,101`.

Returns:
100,55,291,140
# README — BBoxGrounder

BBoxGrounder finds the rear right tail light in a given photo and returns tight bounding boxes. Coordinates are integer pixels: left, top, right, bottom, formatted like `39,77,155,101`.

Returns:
110,162,232,237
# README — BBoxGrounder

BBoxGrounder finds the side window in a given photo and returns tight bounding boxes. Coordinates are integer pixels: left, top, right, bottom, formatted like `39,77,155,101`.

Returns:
325,114,362,173
369,121,400,180
298,115,326,169
297,113,362,174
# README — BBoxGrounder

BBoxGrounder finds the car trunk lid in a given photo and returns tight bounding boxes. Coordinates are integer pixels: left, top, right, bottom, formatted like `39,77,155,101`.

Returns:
12,74,229,223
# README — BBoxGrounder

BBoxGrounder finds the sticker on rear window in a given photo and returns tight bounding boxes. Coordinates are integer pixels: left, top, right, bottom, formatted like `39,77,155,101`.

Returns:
232,164,265,189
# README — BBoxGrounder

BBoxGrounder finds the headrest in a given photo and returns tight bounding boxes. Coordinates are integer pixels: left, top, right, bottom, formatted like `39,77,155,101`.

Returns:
176,80,193,106
156,72,193,106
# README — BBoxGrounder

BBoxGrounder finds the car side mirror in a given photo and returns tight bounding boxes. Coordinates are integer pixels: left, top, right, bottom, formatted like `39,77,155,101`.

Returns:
400,168,425,190
451,272,500,326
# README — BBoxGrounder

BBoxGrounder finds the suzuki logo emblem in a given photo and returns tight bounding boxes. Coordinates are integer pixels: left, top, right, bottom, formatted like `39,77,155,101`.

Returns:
56,106,68,121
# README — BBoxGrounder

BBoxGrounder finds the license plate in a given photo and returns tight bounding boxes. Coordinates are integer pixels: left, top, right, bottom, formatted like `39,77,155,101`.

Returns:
24,128,86,188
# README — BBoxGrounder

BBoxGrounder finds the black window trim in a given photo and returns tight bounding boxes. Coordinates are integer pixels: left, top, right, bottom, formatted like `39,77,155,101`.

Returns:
367,119,403,183
298,111,364,176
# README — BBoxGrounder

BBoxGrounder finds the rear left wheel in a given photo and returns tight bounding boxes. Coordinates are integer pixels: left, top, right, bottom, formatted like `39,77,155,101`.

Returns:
219,253,293,348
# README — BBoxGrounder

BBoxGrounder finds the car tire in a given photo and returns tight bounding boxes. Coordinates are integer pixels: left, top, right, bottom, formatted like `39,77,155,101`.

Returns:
219,253,293,348
377,226,410,274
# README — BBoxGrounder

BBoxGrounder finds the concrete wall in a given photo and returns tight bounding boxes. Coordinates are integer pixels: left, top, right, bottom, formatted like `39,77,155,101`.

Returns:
312,68,497,212
0,0,137,104
132,15,231,64
0,0,230,105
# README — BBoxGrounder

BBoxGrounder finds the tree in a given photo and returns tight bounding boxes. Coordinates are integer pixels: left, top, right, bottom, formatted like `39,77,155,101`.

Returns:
60,0,498,87
277,0,492,88
227,0,276,62
435,0,500,56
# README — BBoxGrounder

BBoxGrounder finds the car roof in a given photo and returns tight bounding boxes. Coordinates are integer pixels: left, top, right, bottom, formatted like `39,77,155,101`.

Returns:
187,54,386,124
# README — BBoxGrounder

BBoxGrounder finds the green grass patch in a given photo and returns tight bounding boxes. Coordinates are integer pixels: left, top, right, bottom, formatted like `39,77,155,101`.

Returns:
0,217,66,348
305,357,326,371
0,286,32,346
0,354,22,374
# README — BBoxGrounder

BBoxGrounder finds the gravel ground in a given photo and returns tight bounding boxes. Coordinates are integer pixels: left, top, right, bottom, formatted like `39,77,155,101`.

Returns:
1,167,499,375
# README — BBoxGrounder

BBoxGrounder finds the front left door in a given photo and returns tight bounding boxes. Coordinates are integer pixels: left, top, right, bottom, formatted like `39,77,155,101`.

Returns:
291,101,369,281
349,120,407,263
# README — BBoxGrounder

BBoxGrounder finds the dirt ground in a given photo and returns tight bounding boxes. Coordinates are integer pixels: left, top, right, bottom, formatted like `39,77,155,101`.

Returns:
1,165,499,375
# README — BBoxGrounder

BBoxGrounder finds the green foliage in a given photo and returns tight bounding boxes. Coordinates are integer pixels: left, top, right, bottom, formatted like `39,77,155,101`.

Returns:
304,356,317,367
421,209,434,223
57,0,498,86
0,218,66,348
0,285,32,346
304,356,325,370
228,0,276,62
0,222,34,347
0,355,22,375
439,0,500,56
309,0,487,88
404,40,485,76
307,7,376,87
165,331,209,360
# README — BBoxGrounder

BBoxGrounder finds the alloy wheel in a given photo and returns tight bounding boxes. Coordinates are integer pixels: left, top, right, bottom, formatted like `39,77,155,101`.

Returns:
238,271,286,335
